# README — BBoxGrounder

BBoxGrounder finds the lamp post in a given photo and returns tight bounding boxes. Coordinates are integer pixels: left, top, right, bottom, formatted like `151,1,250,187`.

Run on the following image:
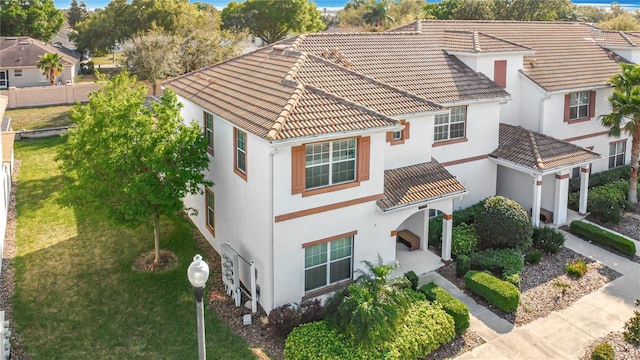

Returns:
188,254,210,360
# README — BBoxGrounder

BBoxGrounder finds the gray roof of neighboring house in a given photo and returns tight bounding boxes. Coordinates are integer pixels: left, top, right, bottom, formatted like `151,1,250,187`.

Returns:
0,37,78,69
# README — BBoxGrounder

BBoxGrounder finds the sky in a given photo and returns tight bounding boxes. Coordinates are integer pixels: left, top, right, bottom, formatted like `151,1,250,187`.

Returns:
53,0,640,11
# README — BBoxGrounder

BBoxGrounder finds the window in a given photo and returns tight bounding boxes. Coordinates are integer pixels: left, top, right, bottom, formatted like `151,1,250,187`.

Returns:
434,106,466,142
204,112,213,155
234,128,247,180
304,234,353,292
13,69,22,78
494,60,507,88
205,188,215,236
386,119,410,145
564,91,595,122
292,137,370,196
609,141,626,169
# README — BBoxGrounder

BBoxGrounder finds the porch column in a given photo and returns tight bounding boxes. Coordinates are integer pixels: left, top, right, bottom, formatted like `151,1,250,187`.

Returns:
579,165,590,215
553,170,570,225
441,213,453,263
531,175,542,227
422,209,429,250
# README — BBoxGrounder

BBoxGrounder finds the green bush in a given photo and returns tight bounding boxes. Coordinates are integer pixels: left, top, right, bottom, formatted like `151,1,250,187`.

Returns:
464,270,520,312
524,250,543,264
475,196,533,251
533,226,565,254
452,223,478,257
419,283,470,334
429,216,443,250
503,273,521,288
588,180,629,224
590,342,614,360
284,301,455,360
623,299,640,346
569,165,631,193
428,200,486,250
565,259,588,277
404,271,419,291
455,254,470,277
568,191,580,211
471,248,524,280
570,221,637,256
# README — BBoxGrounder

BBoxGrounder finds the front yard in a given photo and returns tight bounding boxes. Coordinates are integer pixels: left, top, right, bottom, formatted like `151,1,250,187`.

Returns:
6,136,255,359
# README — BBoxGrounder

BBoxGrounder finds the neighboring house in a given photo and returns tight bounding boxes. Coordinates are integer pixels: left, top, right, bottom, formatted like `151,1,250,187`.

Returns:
164,21,636,313
0,37,80,88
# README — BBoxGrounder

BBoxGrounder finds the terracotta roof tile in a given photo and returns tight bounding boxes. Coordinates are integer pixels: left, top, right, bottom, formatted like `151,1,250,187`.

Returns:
490,124,601,172
444,30,532,53
378,160,466,211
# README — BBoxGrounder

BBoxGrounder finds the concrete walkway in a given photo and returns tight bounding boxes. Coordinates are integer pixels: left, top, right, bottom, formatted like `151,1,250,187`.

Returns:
419,230,640,360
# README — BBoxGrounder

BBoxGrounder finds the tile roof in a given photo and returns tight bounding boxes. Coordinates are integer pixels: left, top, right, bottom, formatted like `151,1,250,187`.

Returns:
392,21,629,92
490,124,601,172
377,160,467,211
443,30,532,53
0,37,77,68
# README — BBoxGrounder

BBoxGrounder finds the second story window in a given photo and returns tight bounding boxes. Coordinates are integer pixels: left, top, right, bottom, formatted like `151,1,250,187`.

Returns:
234,128,247,181
434,106,466,142
609,141,626,169
204,112,214,155
564,91,595,122
305,138,356,190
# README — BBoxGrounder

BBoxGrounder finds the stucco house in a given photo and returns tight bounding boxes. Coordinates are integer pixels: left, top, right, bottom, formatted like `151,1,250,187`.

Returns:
163,21,637,313
0,37,80,88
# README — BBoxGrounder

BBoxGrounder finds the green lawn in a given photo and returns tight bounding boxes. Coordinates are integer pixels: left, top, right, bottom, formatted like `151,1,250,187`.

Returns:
13,136,255,359
6,105,74,130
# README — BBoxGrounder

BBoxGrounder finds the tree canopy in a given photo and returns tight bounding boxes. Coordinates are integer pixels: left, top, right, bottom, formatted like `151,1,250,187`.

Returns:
67,0,89,29
57,71,213,263
221,0,325,44
0,0,65,41
601,64,640,204
425,0,575,21
338,0,424,31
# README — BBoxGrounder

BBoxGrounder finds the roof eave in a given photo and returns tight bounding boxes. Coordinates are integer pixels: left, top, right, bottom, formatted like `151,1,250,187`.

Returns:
377,190,469,213
446,50,535,57
488,154,602,176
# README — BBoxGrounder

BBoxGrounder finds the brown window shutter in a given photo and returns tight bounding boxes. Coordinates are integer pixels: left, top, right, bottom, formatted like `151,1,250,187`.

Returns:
494,60,507,88
402,120,410,140
386,130,394,143
357,136,370,181
291,145,306,194
564,93,571,122
589,90,596,118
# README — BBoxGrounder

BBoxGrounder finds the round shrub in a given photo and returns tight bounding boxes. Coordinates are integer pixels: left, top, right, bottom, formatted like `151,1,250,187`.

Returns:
452,223,478,257
464,270,520,312
404,271,419,291
455,254,471,277
475,196,533,251
588,180,629,224
533,226,565,254
525,250,543,264
590,342,614,360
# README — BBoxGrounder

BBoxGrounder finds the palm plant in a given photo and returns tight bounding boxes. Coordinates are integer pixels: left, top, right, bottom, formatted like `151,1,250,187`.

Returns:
601,63,640,204
363,0,394,28
37,53,63,86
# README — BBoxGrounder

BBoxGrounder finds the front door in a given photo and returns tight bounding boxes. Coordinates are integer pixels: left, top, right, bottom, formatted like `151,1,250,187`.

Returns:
0,71,8,88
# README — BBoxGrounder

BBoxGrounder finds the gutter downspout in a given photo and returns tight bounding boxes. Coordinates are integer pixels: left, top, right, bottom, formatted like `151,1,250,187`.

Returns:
269,147,279,311
539,92,551,133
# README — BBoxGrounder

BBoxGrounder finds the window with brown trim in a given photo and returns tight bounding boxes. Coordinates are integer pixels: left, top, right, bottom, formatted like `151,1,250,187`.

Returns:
233,128,247,181
204,111,214,155
303,232,355,293
205,187,215,236
386,120,410,145
609,140,626,169
494,60,507,88
564,91,595,122
291,136,370,196
434,106,466,142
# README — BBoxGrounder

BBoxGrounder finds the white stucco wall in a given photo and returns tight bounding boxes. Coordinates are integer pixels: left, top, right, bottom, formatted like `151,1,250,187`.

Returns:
449,158,497,209
518,78,545,131
606,47,640,64
540,88,612,140
1,66,76,87
384,112,435,170
496,165,534,209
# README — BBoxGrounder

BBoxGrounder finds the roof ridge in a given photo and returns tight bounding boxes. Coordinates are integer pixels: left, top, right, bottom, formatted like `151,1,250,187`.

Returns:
304,83,397,125
525,126,545,170
473,31,481,52
476,31,533,51
266,80,305,141
619,31,637,47
304,54,443,110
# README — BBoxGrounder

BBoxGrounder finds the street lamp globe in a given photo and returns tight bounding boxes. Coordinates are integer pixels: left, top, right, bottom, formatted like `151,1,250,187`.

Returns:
188,254,210,289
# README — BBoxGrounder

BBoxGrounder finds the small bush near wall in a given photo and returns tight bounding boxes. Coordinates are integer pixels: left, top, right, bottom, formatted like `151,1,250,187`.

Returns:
268,299,324,338
464,270,520,312
475,196,533,251
524,250,542,264
569,165,630,193
590,342,614,360
284,301,455,360
533,226,565,254
470,248,524,281
419,283,470,334
588,180,629,224
455,254,471,277
623,299,640,346
427,200,486,250
404,271,419,291
569,221,637,256
452,223,478,257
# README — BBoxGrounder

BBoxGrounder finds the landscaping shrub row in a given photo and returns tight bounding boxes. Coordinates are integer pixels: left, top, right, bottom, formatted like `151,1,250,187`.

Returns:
470,248,523,286
464,270,520,312
570,221,637,256
568,165,630,193
419,283,470,334
284,301,455,360
568,178,637,224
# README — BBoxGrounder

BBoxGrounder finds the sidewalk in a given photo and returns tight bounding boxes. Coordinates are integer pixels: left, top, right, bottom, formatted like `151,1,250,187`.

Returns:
420,231,639,360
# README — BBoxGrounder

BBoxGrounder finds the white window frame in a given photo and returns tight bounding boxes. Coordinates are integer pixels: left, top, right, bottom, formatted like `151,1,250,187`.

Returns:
13,69,22,78
569,91,590,121
304,235,353,292
392,130,402,141
204,112,214,155
434,106,466,142
609,141,626,169
305,139,356,190
236,129,246,174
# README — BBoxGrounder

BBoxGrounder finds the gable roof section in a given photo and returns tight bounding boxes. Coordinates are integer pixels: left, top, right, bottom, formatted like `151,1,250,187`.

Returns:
392,21,628,92
490,124,601,172
377,160,467,211
0,37,77,68
443,30,532,53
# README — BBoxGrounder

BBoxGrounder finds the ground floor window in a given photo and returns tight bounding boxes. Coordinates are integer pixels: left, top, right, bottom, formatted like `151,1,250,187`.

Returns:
609,141,626,169
304,235,353,292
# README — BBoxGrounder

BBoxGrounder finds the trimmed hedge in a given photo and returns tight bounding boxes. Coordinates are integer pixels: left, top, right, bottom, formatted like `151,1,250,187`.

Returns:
475,196,533,251
464,270,520,312
570,221,636,256
419,283,470,334
284,301,455,360
470,248,524,281
568,165,630,193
